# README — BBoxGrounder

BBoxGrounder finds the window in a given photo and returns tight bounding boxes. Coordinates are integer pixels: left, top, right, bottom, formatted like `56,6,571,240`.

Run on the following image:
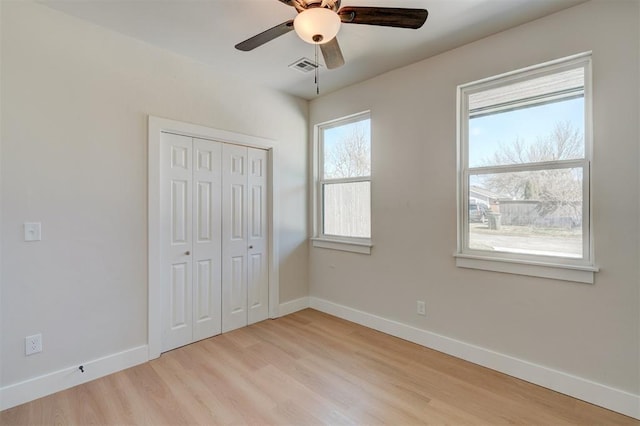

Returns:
456,53,597,283
313,112,372,254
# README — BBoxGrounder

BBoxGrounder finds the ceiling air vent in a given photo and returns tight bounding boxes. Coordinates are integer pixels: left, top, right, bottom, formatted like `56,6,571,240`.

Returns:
289,58,320,73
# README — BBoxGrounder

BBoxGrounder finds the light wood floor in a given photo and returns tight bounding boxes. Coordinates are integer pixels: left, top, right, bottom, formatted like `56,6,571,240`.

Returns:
1,309,637,425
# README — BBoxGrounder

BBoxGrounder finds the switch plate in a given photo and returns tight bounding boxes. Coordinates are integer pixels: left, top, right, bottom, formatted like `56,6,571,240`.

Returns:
25,334,42,355
24,223,42,242
417,300,426,316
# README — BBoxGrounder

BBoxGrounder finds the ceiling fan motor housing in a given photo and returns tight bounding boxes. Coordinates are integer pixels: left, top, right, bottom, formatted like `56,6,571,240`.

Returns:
283,0,341,13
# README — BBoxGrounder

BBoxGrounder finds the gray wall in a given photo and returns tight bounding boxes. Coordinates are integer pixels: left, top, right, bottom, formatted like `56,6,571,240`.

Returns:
309,0,639,394
0,2,308,386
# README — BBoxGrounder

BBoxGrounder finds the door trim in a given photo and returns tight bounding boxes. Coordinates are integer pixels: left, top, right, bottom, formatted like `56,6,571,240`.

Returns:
148,116,280,359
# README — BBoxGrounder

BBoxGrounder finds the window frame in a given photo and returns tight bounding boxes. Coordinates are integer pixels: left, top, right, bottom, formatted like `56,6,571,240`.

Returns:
455,53,598,283
312,111,372,254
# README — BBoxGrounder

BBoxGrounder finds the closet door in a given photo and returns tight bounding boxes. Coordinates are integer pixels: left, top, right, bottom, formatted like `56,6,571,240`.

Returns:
221,144,249,333
161,134,223,352
160,134,270,347
222,145,269,332
192,139,222,341
247,148,269,325
161,133,194,352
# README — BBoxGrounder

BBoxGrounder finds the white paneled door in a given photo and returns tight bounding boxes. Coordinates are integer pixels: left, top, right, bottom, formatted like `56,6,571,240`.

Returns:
246,148,269,326
161,132,269,352
192,139,223,342
222,145,269,333
221,144,248,333
161,133,194,352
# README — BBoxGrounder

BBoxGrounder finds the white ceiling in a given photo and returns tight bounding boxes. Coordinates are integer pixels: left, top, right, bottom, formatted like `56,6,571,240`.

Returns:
41,0,586,100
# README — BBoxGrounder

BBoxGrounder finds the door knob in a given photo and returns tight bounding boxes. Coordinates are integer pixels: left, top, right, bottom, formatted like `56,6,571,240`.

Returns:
248,245,254,249
185,251,190,255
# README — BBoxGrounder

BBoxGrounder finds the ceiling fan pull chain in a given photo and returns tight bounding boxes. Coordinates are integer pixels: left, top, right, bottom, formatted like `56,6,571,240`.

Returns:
315,43,320,95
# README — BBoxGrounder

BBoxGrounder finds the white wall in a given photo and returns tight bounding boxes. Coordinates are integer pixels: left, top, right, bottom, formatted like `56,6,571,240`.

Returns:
310,0,639,397
0,1,308,387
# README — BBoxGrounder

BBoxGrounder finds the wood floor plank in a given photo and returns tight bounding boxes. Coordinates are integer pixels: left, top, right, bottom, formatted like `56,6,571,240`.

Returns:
1,309,637,425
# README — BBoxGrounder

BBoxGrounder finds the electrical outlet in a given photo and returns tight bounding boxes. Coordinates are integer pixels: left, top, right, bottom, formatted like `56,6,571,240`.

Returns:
25,334,42,356
417,300,426,316
24,222,42,242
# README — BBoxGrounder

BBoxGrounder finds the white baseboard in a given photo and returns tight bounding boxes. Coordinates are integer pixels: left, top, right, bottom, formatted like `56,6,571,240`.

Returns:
278,296,310,317
0,345,148,411
309,296,640,420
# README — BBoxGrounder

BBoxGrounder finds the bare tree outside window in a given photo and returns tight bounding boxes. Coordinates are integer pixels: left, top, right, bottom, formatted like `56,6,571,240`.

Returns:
324,123,371,179
478,121,583,223
481,121,583,169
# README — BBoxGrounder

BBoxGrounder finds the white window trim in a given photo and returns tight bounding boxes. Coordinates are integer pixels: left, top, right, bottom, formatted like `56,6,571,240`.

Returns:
456,53,598,283
312,111,372,254
311,237,372,254
454,254,598,284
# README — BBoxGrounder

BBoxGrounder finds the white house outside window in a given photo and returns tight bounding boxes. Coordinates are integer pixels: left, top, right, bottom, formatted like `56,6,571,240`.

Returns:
456,53,597,283
313,112,372,254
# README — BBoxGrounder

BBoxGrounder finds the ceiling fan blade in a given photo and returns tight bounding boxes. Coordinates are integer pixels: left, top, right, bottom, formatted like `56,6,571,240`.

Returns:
338,7,428,29
320,37,345,69
235,20,295,51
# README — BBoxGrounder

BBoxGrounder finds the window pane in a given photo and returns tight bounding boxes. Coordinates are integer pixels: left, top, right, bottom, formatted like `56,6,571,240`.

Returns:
323,181,371,238
468,169,583,259
468,68,585,169
323,118,371,179
469,98,584,168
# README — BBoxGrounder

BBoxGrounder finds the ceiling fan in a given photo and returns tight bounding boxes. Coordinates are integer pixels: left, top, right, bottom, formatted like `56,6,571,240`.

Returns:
235,0,429,70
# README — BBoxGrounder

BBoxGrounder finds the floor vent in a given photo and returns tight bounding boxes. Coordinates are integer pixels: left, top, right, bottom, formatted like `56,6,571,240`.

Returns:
289,58,320,73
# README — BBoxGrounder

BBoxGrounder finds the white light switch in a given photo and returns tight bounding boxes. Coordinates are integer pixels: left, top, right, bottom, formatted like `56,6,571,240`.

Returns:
24,223,42,242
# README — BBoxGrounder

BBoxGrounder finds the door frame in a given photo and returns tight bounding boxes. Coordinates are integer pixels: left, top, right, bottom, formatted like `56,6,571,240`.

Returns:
147,116,280,359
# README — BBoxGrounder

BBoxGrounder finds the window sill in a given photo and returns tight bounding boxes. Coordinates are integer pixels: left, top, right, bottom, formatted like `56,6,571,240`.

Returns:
454,253,598,284
311,237,372,254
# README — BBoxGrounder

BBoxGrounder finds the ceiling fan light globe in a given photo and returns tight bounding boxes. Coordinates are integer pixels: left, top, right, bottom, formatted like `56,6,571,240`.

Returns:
293,8,341,44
